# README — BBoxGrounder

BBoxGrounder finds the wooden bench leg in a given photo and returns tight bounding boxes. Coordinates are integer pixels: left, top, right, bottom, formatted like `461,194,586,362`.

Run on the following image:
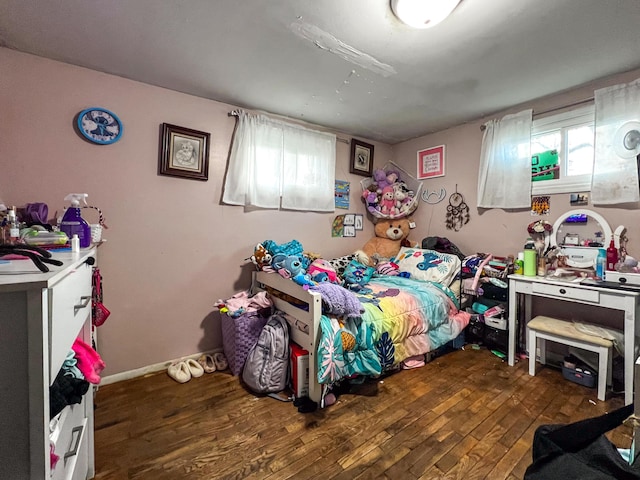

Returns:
528,328,536,376
597,345,609,401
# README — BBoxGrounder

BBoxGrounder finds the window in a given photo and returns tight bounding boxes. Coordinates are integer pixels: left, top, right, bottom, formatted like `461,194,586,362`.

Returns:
531,104,595,195
223,112,337,212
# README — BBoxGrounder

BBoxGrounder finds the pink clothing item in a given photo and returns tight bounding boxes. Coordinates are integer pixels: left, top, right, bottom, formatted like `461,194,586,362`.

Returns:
215,290,272,315
71,338,105,384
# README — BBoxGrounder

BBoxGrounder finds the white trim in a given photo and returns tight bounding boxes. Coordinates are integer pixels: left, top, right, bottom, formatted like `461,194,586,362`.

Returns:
100,349,223,386
531,174,592,195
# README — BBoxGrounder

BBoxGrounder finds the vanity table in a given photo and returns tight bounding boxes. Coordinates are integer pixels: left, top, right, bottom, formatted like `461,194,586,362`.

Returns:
0,249,97,480
508,273,640,405
509,208,639,404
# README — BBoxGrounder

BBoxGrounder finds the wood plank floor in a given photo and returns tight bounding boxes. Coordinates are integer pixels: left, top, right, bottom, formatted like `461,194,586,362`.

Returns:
93,348,632,479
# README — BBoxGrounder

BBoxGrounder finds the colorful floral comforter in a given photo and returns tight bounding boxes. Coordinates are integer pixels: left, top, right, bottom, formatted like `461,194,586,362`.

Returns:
317,276,470,384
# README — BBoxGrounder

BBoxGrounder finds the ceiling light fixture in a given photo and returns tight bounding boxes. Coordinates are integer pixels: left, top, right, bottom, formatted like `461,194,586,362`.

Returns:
390,0,462,29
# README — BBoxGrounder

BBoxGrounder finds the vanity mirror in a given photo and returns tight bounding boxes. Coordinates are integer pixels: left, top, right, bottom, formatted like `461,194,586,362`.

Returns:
550,209,612,268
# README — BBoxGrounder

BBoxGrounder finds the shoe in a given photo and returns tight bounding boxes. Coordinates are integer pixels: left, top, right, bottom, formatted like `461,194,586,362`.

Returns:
168,362,191,383
185,358,205,378
213,352,228,371
197,354,216,374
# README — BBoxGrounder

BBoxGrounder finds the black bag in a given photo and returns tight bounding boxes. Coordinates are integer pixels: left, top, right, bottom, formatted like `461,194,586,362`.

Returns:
524,403,639,479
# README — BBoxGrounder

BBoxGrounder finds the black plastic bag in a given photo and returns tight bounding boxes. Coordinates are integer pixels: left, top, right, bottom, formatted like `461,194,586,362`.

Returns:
525,403,639,479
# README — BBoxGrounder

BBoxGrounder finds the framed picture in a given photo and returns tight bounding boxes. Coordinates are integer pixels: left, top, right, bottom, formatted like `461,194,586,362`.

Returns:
417,145,445,179
350,138,374,176
354,214,363,230
159,123,210,181
344,213,355,226
343,225,356,237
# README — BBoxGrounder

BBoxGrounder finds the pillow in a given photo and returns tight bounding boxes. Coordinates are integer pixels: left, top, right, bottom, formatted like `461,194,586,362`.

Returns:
393,247,461,286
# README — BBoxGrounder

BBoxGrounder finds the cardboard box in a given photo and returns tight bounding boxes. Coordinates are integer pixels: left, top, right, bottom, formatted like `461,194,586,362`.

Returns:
290,342,309,398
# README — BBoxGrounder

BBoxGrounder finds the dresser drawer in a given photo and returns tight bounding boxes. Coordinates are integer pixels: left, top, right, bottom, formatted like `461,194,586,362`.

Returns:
49,263,93,382
531,282,600,303
50,400,88,480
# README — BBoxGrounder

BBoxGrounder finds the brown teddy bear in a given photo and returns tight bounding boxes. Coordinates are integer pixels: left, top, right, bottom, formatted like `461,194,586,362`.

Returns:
355,217,415,266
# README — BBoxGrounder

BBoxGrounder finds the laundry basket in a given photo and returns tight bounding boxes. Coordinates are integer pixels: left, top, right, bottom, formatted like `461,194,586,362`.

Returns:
360,161,422,220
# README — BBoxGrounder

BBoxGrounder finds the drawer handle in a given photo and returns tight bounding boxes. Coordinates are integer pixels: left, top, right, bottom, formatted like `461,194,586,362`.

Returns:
74,296,92,313
64,425,84,463
559,288,567,294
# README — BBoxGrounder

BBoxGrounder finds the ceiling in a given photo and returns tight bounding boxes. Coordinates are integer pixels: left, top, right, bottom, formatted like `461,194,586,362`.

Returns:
1,0,639,144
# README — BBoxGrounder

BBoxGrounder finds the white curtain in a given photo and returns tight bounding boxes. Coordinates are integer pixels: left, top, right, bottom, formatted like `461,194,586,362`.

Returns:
591,78,640,205
477,109,533,209
223,111,336,212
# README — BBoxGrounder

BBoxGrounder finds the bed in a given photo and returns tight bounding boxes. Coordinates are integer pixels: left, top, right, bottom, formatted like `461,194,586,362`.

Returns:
250,246,471,406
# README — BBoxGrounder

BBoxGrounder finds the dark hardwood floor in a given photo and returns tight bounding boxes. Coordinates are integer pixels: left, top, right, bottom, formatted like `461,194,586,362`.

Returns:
93,348,631,479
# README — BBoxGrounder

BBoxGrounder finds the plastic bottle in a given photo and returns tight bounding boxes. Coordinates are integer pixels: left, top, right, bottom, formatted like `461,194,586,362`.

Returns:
595,248,606,280
71,234,80,252
7,206,20,244
606,239,618,271
523,239,537,277
514,252,524,275
59,194,92,248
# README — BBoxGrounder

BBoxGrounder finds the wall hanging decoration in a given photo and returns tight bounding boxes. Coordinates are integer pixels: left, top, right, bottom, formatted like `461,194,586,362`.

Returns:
350,139,374,176
417,145,445,179
531,195,550,216
335,180,350,209
445,185,470,231
76,107,123,145
159,123,210,181
421,187,447,204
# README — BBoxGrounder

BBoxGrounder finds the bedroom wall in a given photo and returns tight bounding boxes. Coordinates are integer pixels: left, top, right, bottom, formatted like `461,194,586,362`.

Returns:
392,67,640,264
0,48,390,377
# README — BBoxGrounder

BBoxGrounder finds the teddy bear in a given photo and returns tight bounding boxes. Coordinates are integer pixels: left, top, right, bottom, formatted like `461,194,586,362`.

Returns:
379,186,396,215
372,169,391,192
355,217,415,266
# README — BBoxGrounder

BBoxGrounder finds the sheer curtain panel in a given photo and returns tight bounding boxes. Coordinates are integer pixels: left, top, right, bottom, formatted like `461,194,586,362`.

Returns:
477,109,533,209
591,79,640,205
223,111,336,212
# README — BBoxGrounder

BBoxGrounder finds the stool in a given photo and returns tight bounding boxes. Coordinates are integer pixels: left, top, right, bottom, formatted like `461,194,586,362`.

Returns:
527,315,613,401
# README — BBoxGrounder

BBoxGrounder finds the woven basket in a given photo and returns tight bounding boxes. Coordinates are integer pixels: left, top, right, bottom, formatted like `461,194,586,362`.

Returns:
221,309,271,376
360,161,422,220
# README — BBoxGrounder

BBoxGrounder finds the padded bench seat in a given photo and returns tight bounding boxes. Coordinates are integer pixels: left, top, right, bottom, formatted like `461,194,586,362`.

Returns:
527,315,613,401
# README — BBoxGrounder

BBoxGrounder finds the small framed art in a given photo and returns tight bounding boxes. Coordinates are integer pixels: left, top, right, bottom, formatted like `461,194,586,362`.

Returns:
350,139,375,176
159,123,210,181
417,145,445,179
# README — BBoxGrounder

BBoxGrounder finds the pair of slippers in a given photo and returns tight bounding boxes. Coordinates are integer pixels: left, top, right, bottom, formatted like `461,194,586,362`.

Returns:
167,358,204,383
197,352,228,373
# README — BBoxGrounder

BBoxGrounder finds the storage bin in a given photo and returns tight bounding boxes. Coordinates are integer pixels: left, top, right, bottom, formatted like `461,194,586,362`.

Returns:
221,308,271,375
360,161,422,220
562,364,597,388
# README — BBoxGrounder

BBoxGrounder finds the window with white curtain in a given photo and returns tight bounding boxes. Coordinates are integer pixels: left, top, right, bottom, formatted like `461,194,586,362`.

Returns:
223,111,337,212
531,105,595,195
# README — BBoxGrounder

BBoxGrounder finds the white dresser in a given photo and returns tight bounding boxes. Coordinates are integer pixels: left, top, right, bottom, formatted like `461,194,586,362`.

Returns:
0,248,97,480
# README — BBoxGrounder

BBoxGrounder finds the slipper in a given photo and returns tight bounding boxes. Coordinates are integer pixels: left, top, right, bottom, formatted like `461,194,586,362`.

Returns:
167,362,191,383
197,354,216,374
185,358,205,378
213,352,228,371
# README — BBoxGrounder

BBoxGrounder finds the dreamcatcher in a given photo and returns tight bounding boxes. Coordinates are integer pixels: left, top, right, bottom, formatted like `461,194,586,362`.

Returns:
445,185,470,231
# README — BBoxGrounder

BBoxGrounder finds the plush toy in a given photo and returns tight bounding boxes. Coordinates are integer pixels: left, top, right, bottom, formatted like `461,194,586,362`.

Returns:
249,243,273,271
356,217,414,266
362,190,378,213
271,254,305,279
379,186,396,215
307,258,340,284
373,169,391,192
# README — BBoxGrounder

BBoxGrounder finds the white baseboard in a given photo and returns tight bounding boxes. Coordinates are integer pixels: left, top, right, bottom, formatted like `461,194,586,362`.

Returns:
100,349,222,386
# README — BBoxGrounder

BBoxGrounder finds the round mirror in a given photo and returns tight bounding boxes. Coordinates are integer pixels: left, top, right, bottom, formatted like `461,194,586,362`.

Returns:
550,209,612,249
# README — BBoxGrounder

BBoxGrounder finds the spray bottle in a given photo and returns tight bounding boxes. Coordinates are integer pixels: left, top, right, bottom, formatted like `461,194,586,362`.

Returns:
59,194,92,248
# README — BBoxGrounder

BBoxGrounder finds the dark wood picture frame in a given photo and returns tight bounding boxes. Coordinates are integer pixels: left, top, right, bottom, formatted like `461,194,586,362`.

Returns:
350,138,374,176
159,123,210,181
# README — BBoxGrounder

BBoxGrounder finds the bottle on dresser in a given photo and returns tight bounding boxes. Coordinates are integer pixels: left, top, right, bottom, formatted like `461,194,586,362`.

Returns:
606,239,618,271
2,206,20,245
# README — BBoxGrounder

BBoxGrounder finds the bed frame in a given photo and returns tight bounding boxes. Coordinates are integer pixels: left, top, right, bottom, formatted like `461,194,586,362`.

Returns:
251,271,324,404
